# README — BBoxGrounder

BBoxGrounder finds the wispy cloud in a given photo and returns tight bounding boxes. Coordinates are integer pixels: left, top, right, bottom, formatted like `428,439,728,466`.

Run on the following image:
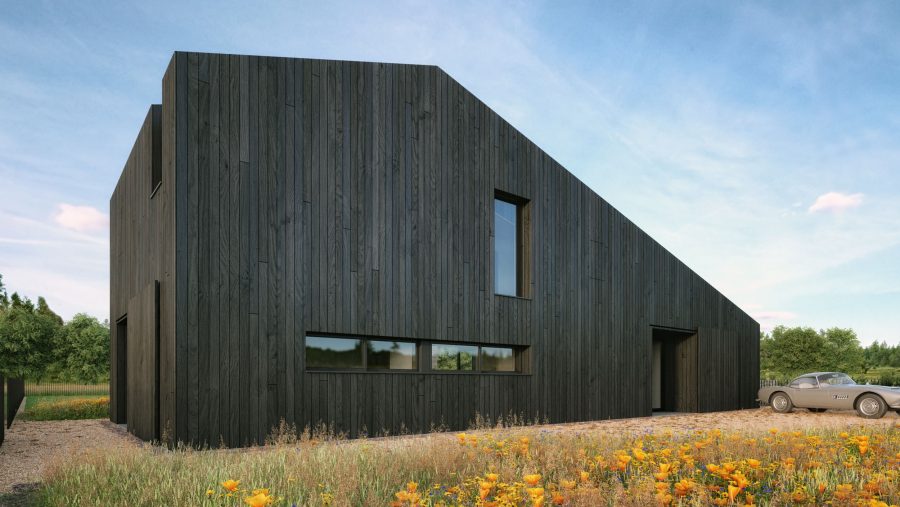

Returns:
753,310,797,325
1,1,899,346
53,203,109,233
808,192,864,214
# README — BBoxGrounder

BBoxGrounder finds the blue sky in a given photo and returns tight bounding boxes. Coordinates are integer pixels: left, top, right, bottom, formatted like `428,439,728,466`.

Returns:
1,0,899,344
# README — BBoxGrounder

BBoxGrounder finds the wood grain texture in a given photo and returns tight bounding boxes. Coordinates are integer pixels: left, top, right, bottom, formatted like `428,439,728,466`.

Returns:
112,53,760,447
110,103,174,442
125,281,159,441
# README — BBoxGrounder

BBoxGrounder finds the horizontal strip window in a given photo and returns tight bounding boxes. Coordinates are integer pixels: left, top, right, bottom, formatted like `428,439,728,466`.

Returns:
306,335,417,371
304,334,527,374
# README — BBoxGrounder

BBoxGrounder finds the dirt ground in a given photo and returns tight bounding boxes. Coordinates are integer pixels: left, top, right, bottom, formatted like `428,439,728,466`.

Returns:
0,418,141,503
536,407,900,437
0,408,897,503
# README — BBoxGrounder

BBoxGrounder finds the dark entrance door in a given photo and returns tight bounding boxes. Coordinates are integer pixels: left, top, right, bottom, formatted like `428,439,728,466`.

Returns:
114,316,128,423
126,281,160,441
651,327,698,413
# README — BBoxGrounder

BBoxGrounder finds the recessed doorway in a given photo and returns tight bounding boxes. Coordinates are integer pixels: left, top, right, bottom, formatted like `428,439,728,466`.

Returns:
651,327,698,413
114,316,128,423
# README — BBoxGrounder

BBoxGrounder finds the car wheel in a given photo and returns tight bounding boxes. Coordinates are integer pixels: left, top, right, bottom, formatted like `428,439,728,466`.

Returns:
855,394,887,419
770,392,793,413
809,408,826,413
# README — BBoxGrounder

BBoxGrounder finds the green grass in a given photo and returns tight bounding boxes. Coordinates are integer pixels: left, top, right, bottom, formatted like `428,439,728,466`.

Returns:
23,395,108,421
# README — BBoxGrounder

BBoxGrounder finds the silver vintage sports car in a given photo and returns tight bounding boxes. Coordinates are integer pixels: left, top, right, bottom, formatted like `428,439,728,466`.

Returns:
758,372,900,419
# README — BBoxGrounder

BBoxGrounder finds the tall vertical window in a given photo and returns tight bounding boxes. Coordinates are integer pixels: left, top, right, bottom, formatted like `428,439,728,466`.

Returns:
494,191,530,297
150,104,162,198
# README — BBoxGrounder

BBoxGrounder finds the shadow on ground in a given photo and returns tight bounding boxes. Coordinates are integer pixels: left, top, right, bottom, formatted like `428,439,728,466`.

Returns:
0,482,39,507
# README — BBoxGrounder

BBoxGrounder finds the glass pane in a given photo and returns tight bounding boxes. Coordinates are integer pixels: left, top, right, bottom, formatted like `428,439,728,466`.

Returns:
494,198,518,296
431,344,477,371
481,347,516,372
305,336,363,369
368,341,417,370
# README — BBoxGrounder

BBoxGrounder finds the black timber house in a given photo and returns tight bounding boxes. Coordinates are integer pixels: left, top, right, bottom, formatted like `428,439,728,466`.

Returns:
110,52,760,446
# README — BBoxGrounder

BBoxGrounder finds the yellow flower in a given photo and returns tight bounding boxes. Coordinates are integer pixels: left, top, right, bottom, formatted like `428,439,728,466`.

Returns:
579,471,590,482
222,479,240,492
834,484,853,500
524,474,542,486
243,492,273,507
560,479,576,490
674,479,694,497
486,473,499,482
551,492,565,505
206,489,215,496
527,487,545,498
746,458,761,469
728,485,741,502
406,482,418,493
252,489,269,496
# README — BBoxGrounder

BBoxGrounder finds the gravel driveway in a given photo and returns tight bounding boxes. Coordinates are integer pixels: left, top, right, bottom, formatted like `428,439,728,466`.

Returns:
0,418,140,502
535,407,900,437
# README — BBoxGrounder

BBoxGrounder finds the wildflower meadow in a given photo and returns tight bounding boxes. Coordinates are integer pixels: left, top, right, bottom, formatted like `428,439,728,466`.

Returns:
34,417,900,506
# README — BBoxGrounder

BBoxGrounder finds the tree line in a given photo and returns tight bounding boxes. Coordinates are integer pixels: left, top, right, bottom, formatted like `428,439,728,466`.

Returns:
761,325,900,383
0,274,109,383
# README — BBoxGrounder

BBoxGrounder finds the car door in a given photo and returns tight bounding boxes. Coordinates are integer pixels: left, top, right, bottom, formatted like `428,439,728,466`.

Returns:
816,374,855,409
788,376,820,408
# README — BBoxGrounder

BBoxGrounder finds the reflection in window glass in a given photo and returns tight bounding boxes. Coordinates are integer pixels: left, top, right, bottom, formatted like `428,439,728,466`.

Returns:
305,336,363,369
368,341,417,370
789,376,817,389
494,198,518,296
432,344,477,371
481,347,516,372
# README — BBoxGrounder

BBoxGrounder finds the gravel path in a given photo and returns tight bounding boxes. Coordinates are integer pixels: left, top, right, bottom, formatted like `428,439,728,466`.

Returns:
0,418,141,501
531,407,900,437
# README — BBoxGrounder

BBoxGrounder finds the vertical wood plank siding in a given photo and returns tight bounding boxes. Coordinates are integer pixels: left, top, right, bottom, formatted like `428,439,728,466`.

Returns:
112,53,760,447
110,101,175,440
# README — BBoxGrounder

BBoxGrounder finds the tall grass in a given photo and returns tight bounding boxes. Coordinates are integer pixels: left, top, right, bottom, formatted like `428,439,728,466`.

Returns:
25,396,109,421
36,419,900,506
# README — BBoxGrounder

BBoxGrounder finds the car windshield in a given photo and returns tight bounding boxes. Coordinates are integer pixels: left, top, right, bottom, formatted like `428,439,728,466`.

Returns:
817,373,856,386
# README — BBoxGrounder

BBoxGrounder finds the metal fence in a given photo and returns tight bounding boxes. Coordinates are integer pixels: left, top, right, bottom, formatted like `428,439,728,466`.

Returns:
24,381,109,397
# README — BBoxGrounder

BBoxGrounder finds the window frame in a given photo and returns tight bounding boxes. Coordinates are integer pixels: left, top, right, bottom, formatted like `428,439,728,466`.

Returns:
304,333,529,376
304,335,366,370
366,339,419,371
789,376,818,389
494,190,531,299
150,105,162,199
